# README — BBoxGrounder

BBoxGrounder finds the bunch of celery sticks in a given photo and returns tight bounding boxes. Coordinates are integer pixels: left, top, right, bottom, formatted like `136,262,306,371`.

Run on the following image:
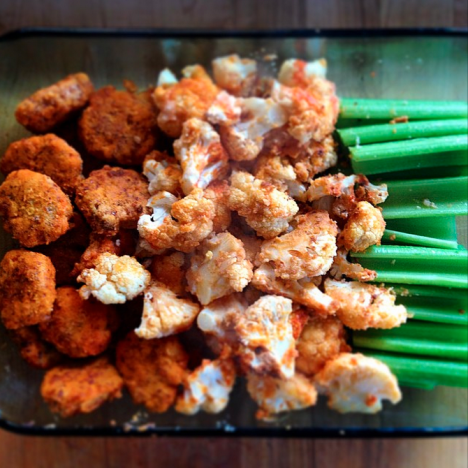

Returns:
337,99,468,390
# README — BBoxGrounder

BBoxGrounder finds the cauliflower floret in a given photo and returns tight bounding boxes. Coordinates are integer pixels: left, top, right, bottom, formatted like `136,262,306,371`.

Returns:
143,150,182,196
219,98,288,161
203,180,231,232
137,189,215,253
212,54,257,96
329,248,377,282
252,264,338,315
150,251,187,296
296,316,350,376
314,353,402,414
228,171,298,239
173,118,229,196
135,280,200,339
235,295,295,379
324,279,408,330
247,372,317,420
77,253,150,304
157,68,178,87
339,201,386,252
278,58,328,87
187,232,253,305
257,210,338,280
175,357,236,415
206,91,242,126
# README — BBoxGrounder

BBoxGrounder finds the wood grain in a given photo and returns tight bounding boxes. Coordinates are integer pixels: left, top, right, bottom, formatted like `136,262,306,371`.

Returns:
0,0,467,467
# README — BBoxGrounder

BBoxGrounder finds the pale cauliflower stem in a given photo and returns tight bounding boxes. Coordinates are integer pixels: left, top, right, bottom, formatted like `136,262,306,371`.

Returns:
314,353,402,414
339,201,386,252
247,372,317,420
329,248,377,282
78,253,150,305
173,118,229,196
186,232,253,305
135,280,200,339
212,54,257,96
175,357,236,415
143,151,182,196
228,171,298,239
137,189,215,253
324,279,408,330
257,210,338,281
252,264,338,316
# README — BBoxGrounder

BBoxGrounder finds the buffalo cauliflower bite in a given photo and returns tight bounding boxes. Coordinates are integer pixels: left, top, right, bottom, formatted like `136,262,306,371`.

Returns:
314,353,402,414
143,150,183,196
187,232,253,305
116,332,188,413
206,91,242,126
175,357,237,415
212,55,257,96
278,58,328,87
157,68,178,86
150,251,187,296
247,372,317,420
77,253,150,304
257,211,338,280
296,316,350,376
290,308,310,340
138,188,215,253
173,118,229,195
324,279,408,330
75,166,150,236
228,171,298,239
339,201,386,252
203,180,232,232
41,357,123,418
39,286,118,358
135,280,200,339
15,73,94,133
329,248,377,282
0,250,56,330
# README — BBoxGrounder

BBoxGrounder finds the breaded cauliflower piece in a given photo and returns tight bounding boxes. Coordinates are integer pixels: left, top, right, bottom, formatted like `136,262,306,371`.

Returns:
116,332,188,413
339,201,385,252
324,279,408,330
228,224,263,265
175,357,237,415
39,286,118,358
212,54,257,96
157,68,178,86
41,357,123,418
206,91,242,126
235,295,295,379
187,232,253,305
143,150,183,196
228,171,298,239
153,65,218,138
137,188,215,253
252,264,338,315
135,280,200,339
0,250,56,330
290,308,310,340
296,316,350,376
173,118,229,195
314,353,402,413
203,180,232,232
329,248,377,282
247,372,317,420
257,211,338,280
0,169,73,248
77,253,150,304
278,58,328,87
150,251,187,296
15,73,94,133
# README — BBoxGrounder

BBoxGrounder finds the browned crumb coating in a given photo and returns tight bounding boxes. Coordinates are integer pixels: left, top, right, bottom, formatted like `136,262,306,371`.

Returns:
75,166,150,236
0,250,56,330
15,73,94,133
0,169,73,248
0,134,84,195
150,251,187,296
79,86,157,165
40,356,123,417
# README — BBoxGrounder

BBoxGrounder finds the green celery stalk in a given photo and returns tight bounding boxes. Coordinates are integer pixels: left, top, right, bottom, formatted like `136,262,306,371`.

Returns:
382,229,458,250
385,217,458,243
371,165,468,181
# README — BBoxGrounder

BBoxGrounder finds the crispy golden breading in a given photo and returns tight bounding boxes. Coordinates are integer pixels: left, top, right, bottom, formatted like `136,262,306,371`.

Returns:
39,287,118,358
40,357,123,417
15,73,94,133
9,326,63,370
115,332,188,413
0,250,56,329
79,86,157,165
204,180,232,232
143,150,183,196
0,134,83,195
0,170,73,248
75,166,150,236
150,251,187,296
290,308,309,340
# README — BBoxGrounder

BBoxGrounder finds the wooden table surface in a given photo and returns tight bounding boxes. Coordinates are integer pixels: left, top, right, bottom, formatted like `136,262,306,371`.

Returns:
0,1,467,467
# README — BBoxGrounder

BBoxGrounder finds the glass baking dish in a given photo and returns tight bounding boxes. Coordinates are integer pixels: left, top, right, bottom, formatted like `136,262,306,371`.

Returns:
0,28,467,437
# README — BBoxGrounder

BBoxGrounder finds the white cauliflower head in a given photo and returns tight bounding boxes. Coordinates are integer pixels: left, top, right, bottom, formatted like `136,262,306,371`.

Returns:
314,353,402,414
212,54,257,96
157,68,178,87
143,151,182,196
206,91,242,126
278,58,328,87
77,253,151,304
329,248,377,282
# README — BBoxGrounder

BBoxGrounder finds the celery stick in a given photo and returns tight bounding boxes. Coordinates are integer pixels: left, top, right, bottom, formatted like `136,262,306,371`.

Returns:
385,218,458,243
336,117,384,129
372,165,468,181
383,229,458,250
398,379,436,390
340,98,468,120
